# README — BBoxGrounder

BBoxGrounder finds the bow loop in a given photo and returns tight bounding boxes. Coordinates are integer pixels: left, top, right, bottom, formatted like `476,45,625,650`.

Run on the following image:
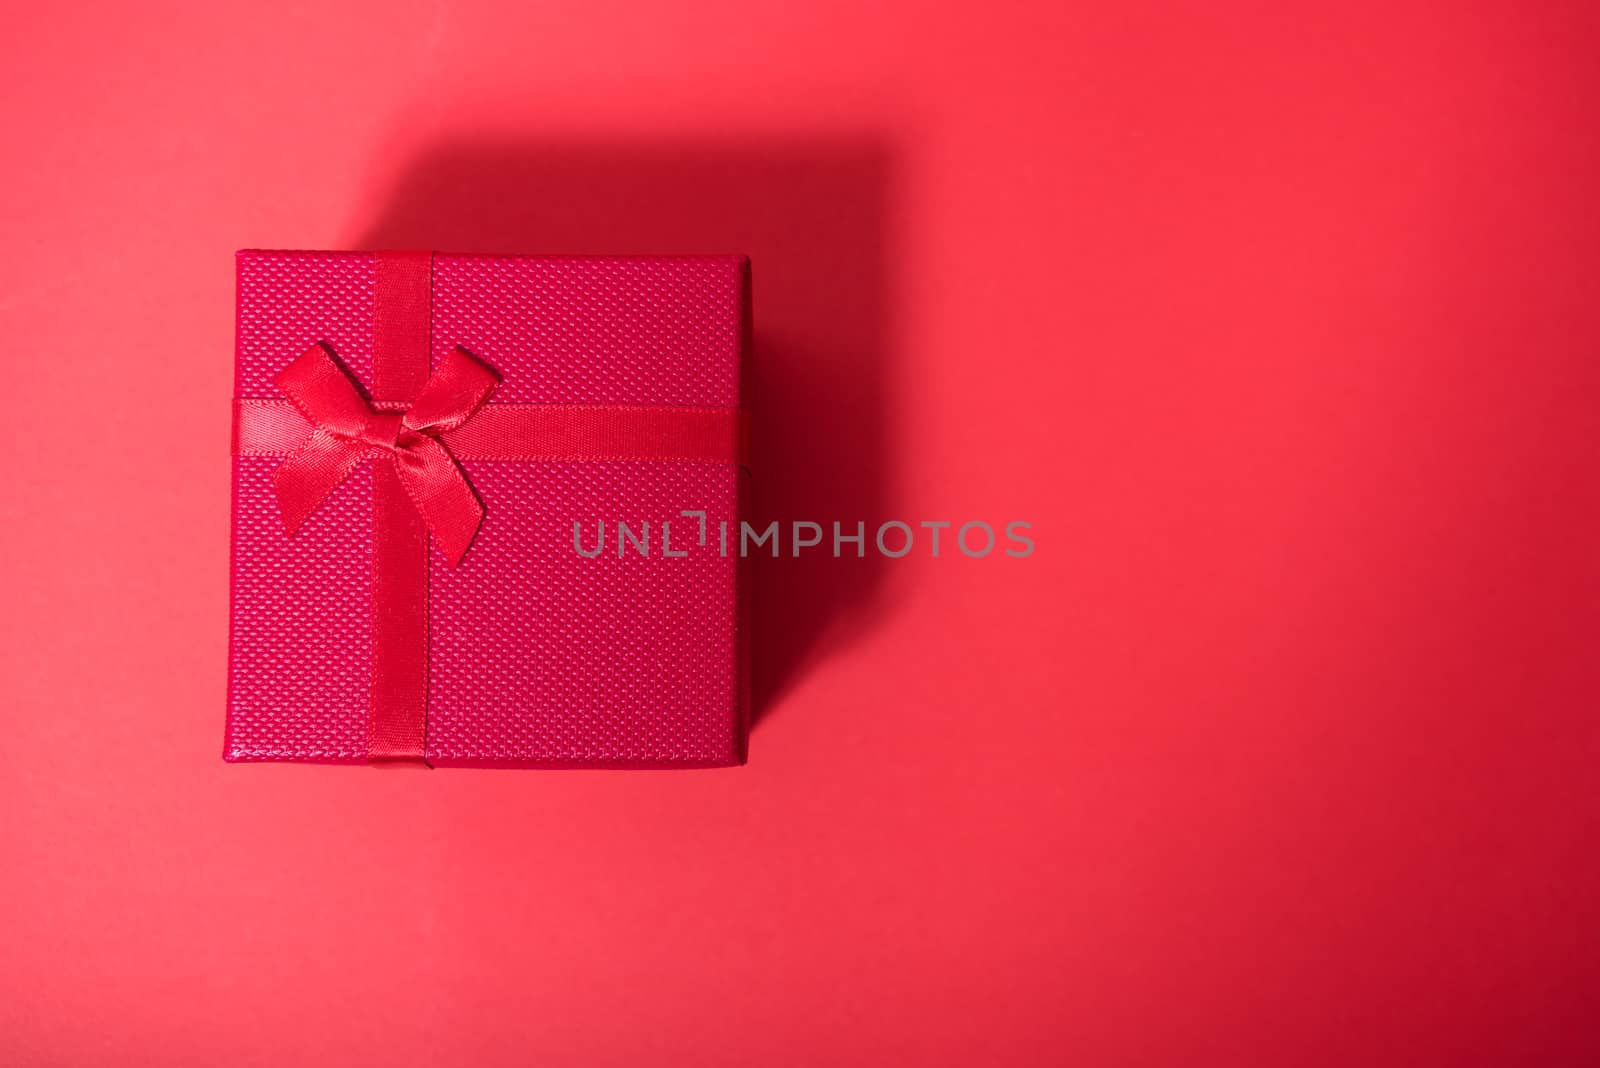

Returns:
403,348,500,435
269,343,497,565
275,341,380,440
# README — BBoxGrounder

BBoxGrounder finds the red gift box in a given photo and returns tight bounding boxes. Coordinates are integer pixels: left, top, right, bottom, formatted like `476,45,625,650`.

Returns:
226,250,750,768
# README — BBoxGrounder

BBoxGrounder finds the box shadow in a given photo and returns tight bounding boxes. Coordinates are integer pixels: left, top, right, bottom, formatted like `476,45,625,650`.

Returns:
348,137,898,732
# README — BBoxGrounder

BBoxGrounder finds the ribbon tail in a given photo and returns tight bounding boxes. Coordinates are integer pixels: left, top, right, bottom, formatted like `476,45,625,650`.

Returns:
392,433,484,566
272,428,370,534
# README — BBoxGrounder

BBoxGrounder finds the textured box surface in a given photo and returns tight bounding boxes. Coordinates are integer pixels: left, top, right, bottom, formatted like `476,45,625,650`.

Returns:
226,251,749,767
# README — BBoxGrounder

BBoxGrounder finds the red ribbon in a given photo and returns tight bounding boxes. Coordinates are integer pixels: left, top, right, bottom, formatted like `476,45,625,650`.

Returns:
232,250,744,766
236,397,748,465
272,341,498,566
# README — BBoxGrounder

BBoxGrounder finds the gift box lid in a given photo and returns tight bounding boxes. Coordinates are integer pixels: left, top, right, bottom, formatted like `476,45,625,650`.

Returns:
226,250,750,768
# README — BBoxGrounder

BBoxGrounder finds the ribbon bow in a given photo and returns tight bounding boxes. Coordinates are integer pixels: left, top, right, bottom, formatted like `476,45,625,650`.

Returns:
272,342,499,565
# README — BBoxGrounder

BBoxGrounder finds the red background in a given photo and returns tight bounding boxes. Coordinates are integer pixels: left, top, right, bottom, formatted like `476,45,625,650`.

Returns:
3,2,1597,1064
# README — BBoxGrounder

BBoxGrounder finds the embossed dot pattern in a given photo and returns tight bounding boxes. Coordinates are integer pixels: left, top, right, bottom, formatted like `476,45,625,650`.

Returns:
431,254,742,406
226,250,747,766
235,250,378,398
430,461,741,766
227,460,374,762
227,251,378,762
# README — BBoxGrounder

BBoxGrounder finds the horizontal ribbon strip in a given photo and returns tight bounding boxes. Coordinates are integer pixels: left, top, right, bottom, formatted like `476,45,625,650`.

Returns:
235,398,747,464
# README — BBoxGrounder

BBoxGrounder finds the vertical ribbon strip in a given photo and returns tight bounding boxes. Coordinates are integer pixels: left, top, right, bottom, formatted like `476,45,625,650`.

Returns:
368,250,434,764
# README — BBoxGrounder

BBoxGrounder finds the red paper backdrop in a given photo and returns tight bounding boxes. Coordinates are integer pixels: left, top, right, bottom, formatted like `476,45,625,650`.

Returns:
2,2,1597,1064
